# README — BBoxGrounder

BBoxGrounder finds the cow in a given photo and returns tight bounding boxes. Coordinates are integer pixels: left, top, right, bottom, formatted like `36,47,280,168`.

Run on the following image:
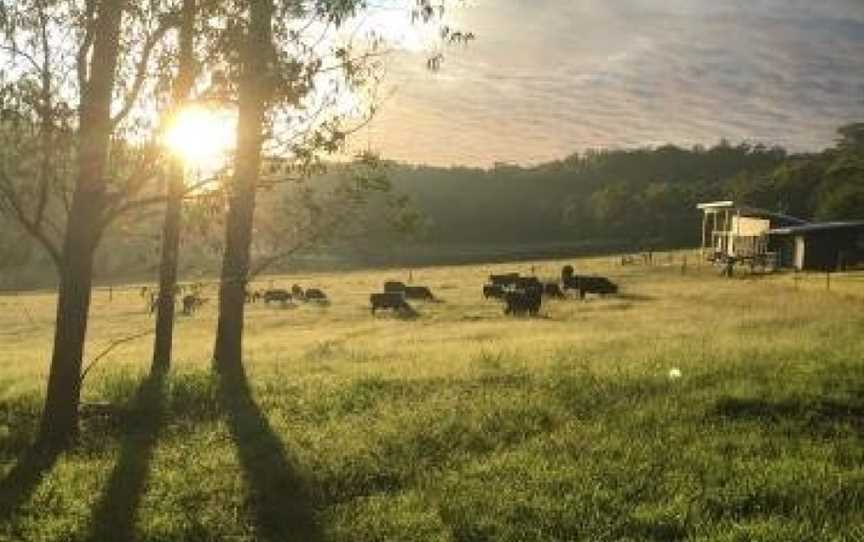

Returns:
370,292,416,316
543,282,565,299
504,289,541,316
562,275,619,299
404,285,435,301
245,288,262,303
263,288,292,305
304,288,328,303
291,284,304,300
182,294,207,315
384,281,407,294
488,273,520,287
483,284,505,299
514,276,543,292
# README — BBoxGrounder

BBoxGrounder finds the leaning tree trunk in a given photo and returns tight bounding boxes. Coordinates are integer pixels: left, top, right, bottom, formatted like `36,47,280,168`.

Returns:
38,0,125,450
151,0,197,374
212,0,273,376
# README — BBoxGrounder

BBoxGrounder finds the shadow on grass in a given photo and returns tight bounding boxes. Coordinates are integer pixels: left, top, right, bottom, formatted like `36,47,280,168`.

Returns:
219,366,319,542
86,371,167,542
712,396,864,435
0,444,60,521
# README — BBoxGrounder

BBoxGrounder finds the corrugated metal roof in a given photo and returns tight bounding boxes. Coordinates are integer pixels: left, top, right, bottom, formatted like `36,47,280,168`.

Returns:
696,200,808,226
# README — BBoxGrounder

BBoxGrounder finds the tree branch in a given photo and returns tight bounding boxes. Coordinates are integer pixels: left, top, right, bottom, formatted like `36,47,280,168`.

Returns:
76,0,97,91
0,171,62,268
80,329,155,383
110,18,177,128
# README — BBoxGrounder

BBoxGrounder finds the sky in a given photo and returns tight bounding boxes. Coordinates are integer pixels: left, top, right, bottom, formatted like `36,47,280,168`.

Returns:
347,0,864,167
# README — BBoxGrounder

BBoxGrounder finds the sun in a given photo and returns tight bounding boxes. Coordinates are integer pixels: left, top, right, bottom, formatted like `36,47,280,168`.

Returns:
164,105,236,168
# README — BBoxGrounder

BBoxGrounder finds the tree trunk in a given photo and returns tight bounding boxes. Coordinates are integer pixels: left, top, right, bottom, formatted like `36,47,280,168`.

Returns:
37,0,125,450
151,0,197,374
212,0,273,375
150,162,184,373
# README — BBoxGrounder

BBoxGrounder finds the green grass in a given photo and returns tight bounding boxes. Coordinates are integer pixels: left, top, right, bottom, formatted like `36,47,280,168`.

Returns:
1,252,864,541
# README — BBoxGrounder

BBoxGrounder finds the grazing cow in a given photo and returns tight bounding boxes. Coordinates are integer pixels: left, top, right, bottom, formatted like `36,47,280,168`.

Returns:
514,276,543,292
304,288,328,303
384,281,407,294
404,285,435,301
182,294,207,315
504,289,541,316
489,273,520,287
483,284,505,299
291,284,304,300
370,292,412,315
562,275,618,299
263,288,292,305
543,282,565,299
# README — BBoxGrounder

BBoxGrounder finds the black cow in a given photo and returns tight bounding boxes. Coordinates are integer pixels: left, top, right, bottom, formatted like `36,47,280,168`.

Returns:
504,289,541,316
543,282,565,298
304,288,328,303
483,284,505,299
489,273,520,287
384,281,407,294
182,294,207,315
370,292,413,315
263,289,292,305
404,285,435,301
514,276,542,292
291,284,304,299
563,275,618,299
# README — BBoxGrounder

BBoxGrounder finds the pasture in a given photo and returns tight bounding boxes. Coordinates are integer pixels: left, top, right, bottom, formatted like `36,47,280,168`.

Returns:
1,253,864,541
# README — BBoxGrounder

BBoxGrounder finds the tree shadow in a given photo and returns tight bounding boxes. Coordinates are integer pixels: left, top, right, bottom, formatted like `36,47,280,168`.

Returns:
218,366,319,542
711,396,864,436
0,444,60,521
86,371,167,542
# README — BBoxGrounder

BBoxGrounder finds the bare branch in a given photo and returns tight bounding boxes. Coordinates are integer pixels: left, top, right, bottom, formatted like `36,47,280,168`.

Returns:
110,18,177,128
99,174,223,230
0,44,42,72
80,329,155,383
0,170,62,267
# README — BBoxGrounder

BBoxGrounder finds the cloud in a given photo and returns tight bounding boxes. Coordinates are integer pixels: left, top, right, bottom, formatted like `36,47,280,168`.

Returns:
348,0,864,166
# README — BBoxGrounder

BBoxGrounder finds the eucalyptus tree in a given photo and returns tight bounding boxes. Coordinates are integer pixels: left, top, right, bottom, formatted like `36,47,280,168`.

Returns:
151,0,197,373
210,0,467,373
0,0,182,449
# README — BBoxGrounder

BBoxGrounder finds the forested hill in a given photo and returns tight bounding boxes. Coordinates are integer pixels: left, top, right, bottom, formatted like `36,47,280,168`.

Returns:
1,124,862,288
388,142,786,247
387,123,863,249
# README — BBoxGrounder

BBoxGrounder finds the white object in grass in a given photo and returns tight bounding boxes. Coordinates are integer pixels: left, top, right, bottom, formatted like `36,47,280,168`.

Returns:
668,368,682,380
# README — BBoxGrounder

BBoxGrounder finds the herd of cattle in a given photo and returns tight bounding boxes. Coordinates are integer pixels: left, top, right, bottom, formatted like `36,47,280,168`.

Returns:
245,284,329,306
141,264,619,319
480,265,618,316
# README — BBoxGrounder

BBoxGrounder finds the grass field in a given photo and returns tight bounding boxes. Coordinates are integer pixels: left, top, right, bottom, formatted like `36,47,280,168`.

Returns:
1,252,864,541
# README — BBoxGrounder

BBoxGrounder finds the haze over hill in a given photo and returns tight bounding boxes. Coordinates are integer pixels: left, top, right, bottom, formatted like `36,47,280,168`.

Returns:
356,0,864,166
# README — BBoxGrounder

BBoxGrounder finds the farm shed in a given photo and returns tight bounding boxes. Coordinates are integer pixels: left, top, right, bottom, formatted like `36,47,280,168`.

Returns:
696,201,807,265
769,222,864,271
